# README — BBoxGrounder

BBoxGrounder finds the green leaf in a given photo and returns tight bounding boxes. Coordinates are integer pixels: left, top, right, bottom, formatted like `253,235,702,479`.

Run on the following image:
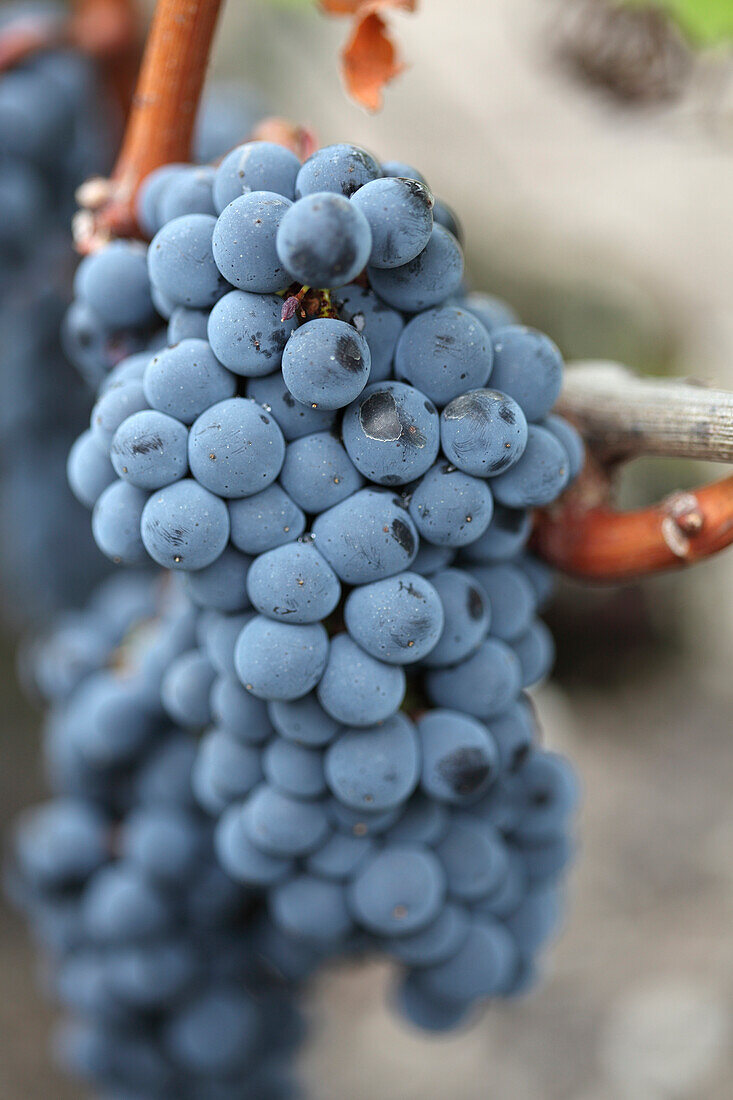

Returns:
624,0,733,45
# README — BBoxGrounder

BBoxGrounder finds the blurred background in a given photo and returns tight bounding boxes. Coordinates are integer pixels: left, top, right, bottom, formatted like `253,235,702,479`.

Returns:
3,0,733,1096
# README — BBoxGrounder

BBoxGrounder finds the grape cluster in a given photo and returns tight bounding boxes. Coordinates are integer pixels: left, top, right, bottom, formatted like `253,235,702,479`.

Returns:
0,11,115,621
63,138,582,1033
10,574,304,1100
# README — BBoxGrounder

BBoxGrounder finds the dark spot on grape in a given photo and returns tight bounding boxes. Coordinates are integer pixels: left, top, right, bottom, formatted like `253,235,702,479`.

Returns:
334,333,365,373
390,517,415,556
531,788,551,807
282,391,295,407
360,390,402,441
467,584,485,621
382,474,403,486
130,435,164,456
499,403,516,425
437,748,491,796
260,414,270,424
424,400,437,415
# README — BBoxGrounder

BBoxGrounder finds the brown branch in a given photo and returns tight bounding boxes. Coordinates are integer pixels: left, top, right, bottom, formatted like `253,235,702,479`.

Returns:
534,361,733,580
533,474,733,581
76,0,224,252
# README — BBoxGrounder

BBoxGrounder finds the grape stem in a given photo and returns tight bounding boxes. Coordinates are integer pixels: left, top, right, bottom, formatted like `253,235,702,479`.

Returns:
534,361,733,579
75,0,224,252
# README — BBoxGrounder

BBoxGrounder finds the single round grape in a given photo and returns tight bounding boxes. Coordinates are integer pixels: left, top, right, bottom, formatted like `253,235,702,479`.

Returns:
120,806,204,886
395,306,492,406
276,192,372,288
349,845,446,937
386,903,470,967
490,424,569,508
418,709,499,804
422,567,491,668
100,352,151,393
270,874,352,943
242,783,330,857
163,987,259,1075
380,160,428,185
188,397,285,499
334,283,404,383
395,972,471,1032
489,696,536,773
161,649,216,727
228,483,305,555
388,796,449,847
212,191,292,293
281,318,371,410
457,291,519,333
267,694,340,747
324,713,420,812
262,738,326,800
426,638,522,719
147,214,226,309
141,479,230,570
144,340,236,424
515,552,555,610
432,199,463,243
167,307,209,345
512,752,580,843
512,619,555,687
295,143,380,198
317,633,405,727
14,800,107,890
440,388,528,477
342,381,440,486
67,430,115,508
210,676,272,743
247,372,336,440
418,916,517,1003
344,571,444,665
215,805,292,886
311,489,418,584
184,547,251,612
90,380,149,454
467,562,536,642
246,541,341,624
408,461,494,548
461,503,531,564
306,830,374,882
490,326,564,422
368,225,463,313
199,611,253,678
213,141,300,212
81,864,172,944
74,241,155,329
542,413,585,482
193,730,263,811
234,616,329,701
158,165,216,222
92,481,147,564
137,163,188,235
207,289,296,376
435,818,509,903
110,409,188,490
351,176,434,269
279,431,363,514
